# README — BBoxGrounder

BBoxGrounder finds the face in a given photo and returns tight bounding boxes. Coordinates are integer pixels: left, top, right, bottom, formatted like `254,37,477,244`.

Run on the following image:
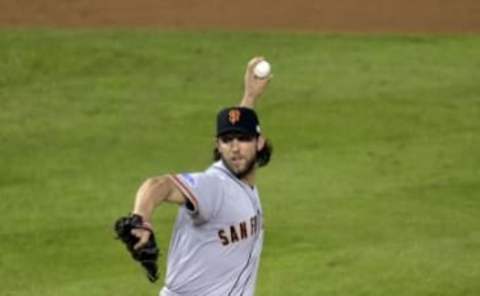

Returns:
216,133,264,179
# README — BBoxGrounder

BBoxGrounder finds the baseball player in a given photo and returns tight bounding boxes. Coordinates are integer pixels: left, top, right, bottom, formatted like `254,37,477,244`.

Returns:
120,57,272,296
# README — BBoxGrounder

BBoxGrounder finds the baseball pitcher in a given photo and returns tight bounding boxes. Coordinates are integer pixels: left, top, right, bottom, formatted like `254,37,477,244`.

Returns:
115,57,272,296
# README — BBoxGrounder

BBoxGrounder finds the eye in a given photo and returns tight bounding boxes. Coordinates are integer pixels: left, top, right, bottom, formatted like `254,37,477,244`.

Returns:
237,135,255,142
219,134,255,143
220,135,234,143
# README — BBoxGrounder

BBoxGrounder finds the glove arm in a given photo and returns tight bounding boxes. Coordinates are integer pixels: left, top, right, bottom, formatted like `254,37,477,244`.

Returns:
133,175,186,222
114,213,160,283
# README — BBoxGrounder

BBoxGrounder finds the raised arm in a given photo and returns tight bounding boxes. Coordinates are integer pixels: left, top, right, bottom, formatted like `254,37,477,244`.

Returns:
240,56,272,109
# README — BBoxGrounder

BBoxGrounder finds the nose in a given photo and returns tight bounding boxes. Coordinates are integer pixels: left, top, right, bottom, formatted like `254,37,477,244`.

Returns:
230,139,240,152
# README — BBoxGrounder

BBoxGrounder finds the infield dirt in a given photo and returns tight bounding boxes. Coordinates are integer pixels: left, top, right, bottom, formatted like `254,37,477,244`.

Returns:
1,0,479,33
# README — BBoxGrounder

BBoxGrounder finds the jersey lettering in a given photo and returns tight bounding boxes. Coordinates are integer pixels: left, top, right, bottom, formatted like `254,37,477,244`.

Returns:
239,222,248,239
230,225,239,243
250,216,257,235
217,215,259,246
218,229,230,246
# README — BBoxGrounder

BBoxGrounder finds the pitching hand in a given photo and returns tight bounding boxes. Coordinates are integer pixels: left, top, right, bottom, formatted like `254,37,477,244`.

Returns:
241,56,272,108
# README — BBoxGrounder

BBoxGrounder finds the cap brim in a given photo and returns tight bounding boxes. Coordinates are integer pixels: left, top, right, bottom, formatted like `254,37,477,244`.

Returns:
217,127,257,137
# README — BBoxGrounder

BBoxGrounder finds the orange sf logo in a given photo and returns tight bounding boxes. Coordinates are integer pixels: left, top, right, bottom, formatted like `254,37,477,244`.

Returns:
228,109,241,124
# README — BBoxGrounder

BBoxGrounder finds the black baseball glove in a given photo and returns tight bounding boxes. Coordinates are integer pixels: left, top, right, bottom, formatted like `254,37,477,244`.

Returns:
114,214,159,282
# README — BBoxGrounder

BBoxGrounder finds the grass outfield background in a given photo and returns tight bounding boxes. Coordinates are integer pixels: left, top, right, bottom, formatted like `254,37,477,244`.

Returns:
1,30,479,296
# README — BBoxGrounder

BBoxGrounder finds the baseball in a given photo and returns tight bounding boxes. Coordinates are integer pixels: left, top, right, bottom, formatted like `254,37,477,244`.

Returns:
254,60,271,79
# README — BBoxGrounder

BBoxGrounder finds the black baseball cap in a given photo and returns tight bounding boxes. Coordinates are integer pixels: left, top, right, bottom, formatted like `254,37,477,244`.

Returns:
216,107,261,137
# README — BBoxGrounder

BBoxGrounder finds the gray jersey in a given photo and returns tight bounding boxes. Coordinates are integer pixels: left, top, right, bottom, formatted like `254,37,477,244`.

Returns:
160,161,264,296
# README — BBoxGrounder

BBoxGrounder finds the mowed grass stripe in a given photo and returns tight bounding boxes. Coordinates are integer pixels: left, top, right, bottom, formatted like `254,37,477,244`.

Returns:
1,30,479,296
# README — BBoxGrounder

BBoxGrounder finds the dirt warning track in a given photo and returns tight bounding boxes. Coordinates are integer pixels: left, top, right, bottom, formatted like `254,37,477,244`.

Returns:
1,0,479,33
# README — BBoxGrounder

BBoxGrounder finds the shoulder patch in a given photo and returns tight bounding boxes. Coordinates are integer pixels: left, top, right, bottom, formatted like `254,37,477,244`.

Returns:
180,173,197,187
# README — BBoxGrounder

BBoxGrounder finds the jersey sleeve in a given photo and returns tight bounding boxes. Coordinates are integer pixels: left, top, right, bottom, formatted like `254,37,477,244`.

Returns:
169,172,224,223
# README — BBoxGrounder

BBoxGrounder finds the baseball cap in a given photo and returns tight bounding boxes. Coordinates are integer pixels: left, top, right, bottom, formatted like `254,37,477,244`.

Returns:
216,107,261,137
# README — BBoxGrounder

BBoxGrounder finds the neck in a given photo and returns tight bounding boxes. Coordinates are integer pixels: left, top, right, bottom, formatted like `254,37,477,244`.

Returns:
241,171,256,187
219,159,256,187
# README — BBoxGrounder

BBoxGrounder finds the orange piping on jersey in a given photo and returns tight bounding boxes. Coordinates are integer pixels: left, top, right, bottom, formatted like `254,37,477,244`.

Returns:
169,174,199,212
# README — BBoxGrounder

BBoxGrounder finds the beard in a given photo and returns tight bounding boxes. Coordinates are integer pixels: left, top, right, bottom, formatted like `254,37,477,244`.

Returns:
221,153,257,179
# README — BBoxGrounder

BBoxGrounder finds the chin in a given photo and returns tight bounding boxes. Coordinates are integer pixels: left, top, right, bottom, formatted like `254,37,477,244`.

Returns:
233,167,247,176
229,164,245,175
229,161,256,179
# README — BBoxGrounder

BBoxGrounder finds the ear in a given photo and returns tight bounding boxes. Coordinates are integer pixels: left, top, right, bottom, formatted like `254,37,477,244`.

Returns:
257,135,266,151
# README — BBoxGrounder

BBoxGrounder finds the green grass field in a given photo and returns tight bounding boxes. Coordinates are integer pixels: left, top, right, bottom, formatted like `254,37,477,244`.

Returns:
1,30,479,296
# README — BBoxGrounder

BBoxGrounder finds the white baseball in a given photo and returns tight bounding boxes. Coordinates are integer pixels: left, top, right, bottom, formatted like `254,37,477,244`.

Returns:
254,60,271,79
